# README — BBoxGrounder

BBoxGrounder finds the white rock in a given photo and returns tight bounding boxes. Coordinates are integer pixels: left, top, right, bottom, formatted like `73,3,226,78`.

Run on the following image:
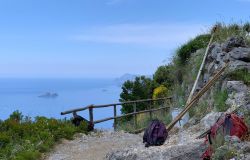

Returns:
200,112,223,130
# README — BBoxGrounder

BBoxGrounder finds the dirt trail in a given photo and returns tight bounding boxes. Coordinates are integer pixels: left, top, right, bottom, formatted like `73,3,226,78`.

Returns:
45,124,204,160
45,131,142,160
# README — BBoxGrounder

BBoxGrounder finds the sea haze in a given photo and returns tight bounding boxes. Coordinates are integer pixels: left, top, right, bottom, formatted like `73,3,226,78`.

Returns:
0,78,122,129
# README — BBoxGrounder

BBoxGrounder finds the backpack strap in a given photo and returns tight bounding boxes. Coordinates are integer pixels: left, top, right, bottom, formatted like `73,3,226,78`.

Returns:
146,119,160,145
224,114,232,135
148,121,159,144
207,130,212,145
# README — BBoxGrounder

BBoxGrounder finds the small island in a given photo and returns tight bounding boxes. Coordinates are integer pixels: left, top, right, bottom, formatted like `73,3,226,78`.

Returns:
38,92,58,98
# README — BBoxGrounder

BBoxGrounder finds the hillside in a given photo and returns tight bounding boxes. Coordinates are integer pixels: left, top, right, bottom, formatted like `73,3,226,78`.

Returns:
45,24,250,160
107,31,250,160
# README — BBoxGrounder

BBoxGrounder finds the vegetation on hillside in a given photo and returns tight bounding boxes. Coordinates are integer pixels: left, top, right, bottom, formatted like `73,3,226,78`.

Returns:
152,85,168,100
118,22,250,131
119,76,154,115
153,65,175,87
175,34,211,66
213,22,250,44
214,90,229,112
0,111,87,160
227,68,250,85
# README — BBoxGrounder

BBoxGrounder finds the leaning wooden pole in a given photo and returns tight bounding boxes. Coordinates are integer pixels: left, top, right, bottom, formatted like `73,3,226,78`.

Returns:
186,33,214,104
166,62,229,132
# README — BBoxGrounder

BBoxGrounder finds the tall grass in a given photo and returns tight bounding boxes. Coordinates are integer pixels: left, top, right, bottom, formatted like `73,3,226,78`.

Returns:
213,22,250,44
116,109,172,132
227,68,250,85
214,90,229,112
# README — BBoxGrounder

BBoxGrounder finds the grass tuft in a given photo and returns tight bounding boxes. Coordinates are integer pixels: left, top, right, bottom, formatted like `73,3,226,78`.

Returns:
214,90,229,112
227,68,250,85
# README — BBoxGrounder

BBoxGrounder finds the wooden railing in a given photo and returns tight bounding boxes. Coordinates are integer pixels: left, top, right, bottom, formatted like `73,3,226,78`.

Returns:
61,97,172,130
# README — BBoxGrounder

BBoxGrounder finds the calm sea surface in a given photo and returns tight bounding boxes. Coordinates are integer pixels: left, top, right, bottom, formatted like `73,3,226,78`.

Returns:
0,78,122,129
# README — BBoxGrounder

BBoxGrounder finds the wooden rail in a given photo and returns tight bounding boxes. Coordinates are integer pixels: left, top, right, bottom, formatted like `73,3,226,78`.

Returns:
93,106,169,124
61,97,172,130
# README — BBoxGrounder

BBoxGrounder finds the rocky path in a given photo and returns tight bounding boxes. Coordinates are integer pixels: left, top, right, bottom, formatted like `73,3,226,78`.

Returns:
106,124,205,160
44,131,141,160
45,123,205,160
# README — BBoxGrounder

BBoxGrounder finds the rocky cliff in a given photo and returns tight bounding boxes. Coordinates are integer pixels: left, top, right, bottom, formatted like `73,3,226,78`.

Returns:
106,37,250,160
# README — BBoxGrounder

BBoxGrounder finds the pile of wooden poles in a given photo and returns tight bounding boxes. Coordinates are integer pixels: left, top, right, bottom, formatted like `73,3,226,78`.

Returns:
166,62,229,131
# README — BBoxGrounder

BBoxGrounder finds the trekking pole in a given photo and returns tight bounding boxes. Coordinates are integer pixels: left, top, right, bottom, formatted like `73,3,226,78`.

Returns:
166,62,229,132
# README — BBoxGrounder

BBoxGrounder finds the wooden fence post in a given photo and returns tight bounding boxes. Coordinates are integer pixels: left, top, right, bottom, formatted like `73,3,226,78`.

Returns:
133,103,137,129
89,105,94,130
113,105,117,131
149,101,152,120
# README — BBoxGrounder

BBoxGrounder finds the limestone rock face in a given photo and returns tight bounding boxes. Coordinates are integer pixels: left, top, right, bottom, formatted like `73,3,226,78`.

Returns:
221,36,246,52
229,60,250,71
210,43,223,60
226,81,248,93
225,81,249,110
229,47,250,62
205,36,250,79
185,36,250,159
200,112,223,130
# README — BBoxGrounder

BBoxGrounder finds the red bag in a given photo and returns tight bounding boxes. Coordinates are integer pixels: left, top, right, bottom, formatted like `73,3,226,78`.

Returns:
202,113,248,160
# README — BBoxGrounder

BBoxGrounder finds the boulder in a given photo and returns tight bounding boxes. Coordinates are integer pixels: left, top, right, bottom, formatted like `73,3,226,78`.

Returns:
210,43,223,59
229,60,250,71
226,81,248,93
216,51,226,63
200,112,223,130
229,47,250,62
222,36,246,52
225,81,249,114
207,63,215,75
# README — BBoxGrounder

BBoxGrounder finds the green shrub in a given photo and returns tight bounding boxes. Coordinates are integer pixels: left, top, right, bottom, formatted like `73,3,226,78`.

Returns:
9,110,23,122
120,76,154,115
152,85,168,99
0,111,87,160
153,65,175,87
176,34,211,65
212,145,237,160
14,151,41,160
214,90,229,112
0,132,10,147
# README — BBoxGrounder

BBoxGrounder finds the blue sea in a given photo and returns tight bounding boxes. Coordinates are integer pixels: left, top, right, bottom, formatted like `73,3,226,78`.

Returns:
0,78,122,129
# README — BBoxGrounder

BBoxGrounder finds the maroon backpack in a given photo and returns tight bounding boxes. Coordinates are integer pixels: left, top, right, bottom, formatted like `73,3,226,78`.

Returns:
202,113,248,159
143,119,168,147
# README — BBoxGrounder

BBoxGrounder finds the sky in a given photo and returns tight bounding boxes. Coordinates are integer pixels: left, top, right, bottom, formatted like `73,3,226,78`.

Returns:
0,0,250,78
